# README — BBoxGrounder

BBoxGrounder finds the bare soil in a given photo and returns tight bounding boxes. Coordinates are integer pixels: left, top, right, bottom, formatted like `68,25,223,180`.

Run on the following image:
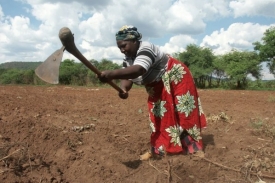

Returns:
0,85,275,183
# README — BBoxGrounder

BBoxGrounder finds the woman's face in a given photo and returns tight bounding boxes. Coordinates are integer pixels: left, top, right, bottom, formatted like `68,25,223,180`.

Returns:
116,40,139,58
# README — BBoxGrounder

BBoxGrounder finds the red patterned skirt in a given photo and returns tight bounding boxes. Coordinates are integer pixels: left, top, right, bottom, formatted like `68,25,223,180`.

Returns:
145,57,207,155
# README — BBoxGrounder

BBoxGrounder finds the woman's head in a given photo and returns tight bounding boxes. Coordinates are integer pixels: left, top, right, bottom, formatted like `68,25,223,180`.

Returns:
116,25,142,57
115,25,142,41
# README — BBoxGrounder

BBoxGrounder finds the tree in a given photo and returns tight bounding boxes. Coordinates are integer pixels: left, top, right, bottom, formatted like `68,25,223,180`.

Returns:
86,59,100,85
212,56,228,87
97,58,122,85
21,70,35,84
221,50,261,89
59,59,84,85
0,68,6,76
85,58,123,85
97,58,122,71
176,44,215,88
253,26,275,75
0,69,23,84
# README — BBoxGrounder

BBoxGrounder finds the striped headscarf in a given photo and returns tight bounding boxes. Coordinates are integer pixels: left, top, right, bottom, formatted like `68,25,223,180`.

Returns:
115,25,142,41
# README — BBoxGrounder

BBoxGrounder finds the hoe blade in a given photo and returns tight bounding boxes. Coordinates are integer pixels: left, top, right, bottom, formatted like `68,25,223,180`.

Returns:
35,46,65,84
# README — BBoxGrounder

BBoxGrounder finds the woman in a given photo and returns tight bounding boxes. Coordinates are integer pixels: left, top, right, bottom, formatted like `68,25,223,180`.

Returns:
98,25,207,160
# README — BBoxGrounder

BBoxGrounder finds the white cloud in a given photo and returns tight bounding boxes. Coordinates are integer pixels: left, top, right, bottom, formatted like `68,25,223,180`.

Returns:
262,72,275,80
202,0,231,19
0,0,274,80
200,23,274,55
24,0,110,9
230,0,275,17
166,1,206,34
260,62,275,80
79,13,115,47
30,2,87,33
0,14,42,61
160,35,197,54
79,40,121,61
0,5,4,20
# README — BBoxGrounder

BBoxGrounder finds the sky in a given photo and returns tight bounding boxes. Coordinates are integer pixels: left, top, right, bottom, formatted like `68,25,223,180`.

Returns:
0,0,275,80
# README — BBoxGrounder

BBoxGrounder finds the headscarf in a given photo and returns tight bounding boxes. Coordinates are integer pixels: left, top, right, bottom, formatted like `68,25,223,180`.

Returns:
115,25,142,41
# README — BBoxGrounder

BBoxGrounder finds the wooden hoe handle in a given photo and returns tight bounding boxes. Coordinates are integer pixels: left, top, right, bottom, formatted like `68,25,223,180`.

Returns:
59,27,124,93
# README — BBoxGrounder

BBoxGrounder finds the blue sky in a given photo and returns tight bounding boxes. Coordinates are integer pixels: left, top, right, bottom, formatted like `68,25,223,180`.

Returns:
0,0,274,80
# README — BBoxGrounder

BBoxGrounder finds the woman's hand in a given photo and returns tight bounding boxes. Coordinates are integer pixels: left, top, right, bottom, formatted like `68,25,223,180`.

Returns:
97,70,113,83
118,79,132,99
118,91,128,99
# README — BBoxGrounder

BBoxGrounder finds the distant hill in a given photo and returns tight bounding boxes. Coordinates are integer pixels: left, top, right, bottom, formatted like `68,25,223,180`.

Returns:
0,61,42,70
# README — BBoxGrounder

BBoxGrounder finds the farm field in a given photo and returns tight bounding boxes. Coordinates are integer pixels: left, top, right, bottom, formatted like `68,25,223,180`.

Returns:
0,85,275,183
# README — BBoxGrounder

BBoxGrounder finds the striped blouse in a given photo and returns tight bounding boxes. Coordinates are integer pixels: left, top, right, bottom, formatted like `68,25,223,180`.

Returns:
122,41,168,85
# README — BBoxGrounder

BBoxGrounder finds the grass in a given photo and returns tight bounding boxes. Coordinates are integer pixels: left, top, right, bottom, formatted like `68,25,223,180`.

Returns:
268,95,275,102
250,118,264,129
206,112,231,123
250,118,275,139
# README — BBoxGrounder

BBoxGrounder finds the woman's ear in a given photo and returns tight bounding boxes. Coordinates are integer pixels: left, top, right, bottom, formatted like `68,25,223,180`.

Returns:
133,39,139,46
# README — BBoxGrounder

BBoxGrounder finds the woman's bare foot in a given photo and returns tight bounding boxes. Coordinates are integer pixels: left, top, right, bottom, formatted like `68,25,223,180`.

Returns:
139,152,152,161
193,150,205,158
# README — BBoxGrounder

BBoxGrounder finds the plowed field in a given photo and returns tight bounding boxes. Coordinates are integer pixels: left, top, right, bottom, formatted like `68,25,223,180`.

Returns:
0,85,275,183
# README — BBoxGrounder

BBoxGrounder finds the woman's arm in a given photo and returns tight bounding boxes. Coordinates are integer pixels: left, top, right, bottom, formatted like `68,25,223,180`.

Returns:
120,79,133,92
118,79,133,99
99,65,146,82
